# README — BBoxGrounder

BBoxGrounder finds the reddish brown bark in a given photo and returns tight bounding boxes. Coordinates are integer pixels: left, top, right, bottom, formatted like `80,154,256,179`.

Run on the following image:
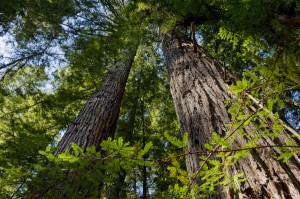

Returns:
163,33,300,198
56,46,138,154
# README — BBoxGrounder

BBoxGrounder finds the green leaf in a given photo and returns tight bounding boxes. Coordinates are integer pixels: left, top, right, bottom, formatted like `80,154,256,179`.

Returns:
71,142,84,156
58,153,79,163
267,99,274,112
285,139,297,146
139,142,153,157
277,152,294,163
164,133,186,148
204,143,213,150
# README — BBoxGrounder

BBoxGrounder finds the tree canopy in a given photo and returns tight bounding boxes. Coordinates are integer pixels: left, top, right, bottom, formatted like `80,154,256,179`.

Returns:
0,0,299,198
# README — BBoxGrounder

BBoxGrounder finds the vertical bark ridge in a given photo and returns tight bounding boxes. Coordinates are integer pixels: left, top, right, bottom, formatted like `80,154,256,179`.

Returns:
56,46,138,155
106,67,142,199
163,33,300,198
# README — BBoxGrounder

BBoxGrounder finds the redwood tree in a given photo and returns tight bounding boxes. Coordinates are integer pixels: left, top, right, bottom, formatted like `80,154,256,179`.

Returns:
56,45,138,154
163,33,300,198
1,0,300,198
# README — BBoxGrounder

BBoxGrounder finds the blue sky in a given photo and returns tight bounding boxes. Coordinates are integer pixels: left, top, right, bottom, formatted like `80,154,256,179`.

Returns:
0,36,10,57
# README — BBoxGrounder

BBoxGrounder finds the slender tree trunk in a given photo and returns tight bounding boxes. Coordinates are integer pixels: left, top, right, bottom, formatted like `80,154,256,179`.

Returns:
163,33,300,198
56,45,138,154
142,163,147,199
141,98,148,199
106,71,141,199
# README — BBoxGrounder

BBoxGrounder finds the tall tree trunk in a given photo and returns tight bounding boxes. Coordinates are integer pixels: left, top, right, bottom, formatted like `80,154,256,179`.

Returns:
106,71,141,199
26,45,139,199
163,33,300,198
56,45,138,154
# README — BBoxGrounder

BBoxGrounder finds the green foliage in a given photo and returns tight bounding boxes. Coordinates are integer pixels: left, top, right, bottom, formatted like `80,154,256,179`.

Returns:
0,0,75,38
168,158,188,183
277,138,299,162
218,27,241,49
164,132,188,149
1,0,300,198
0,66,74,198
23,137,155,198
113,43,182,198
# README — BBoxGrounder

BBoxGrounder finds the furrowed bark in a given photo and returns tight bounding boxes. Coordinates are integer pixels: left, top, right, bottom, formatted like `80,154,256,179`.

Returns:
25,43,139,198
26,45,139,199
106,72,141,199
163,33,300,199
56,45,138,154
